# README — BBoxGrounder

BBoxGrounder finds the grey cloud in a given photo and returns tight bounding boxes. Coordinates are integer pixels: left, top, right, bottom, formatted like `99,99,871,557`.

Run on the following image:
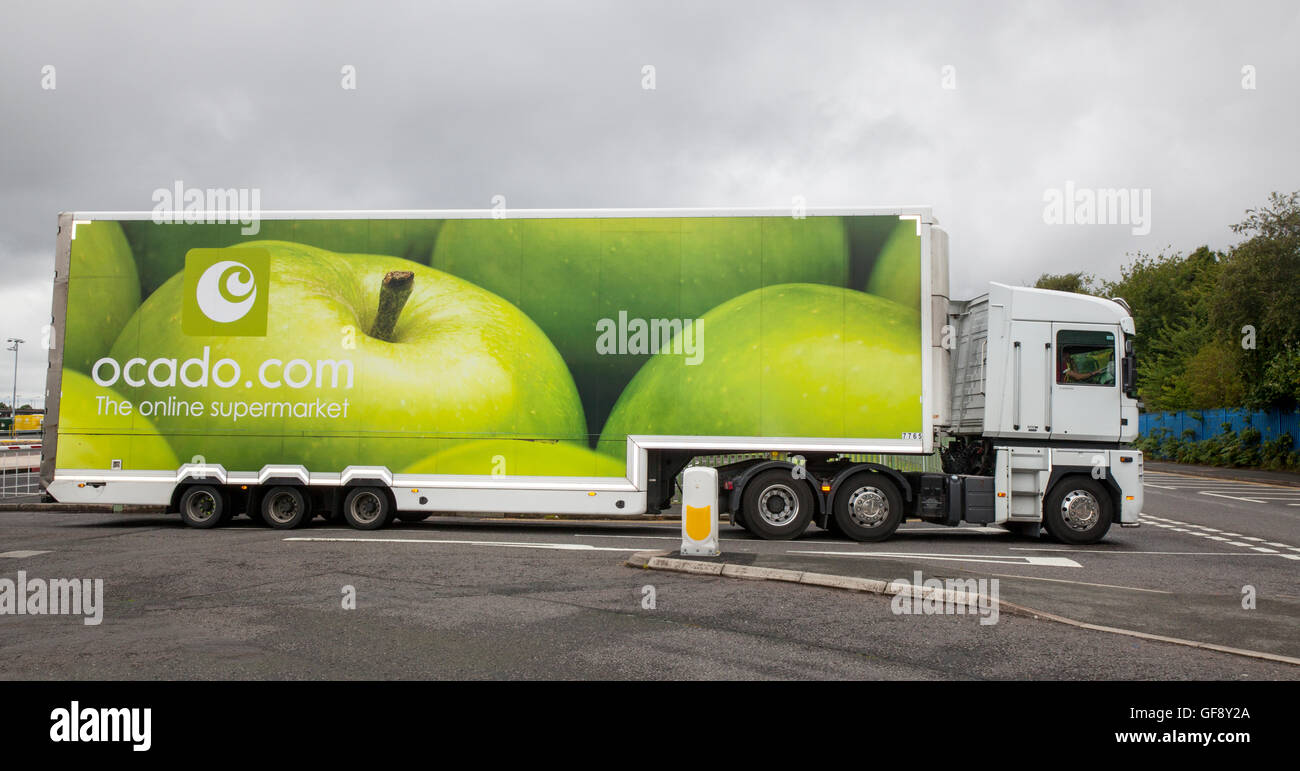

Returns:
1,0,1297,402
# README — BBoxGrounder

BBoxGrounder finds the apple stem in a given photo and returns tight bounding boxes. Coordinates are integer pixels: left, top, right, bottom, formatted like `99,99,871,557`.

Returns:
370,270,415,342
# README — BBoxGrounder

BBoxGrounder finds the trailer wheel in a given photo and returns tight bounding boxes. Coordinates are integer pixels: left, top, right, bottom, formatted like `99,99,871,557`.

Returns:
1043,477,1112,544
178,485,226,529
343,487,394,530
740,469,813,540
261,486,310,530
831,473,903,542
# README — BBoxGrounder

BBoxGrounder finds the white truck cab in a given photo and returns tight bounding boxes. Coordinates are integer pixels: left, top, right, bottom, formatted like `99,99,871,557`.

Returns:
944,282,1143,541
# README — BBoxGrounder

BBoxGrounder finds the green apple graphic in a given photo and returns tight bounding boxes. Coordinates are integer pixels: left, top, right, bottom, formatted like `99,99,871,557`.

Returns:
106,241,585,473
65,221,141,373
55,370,179,470
122,219,443,298
432,216,851,435
599,283,922,448
865,220,922,311
405,439,627,477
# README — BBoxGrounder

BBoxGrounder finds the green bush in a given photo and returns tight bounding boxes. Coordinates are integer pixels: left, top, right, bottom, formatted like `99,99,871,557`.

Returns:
1135,426,1296,470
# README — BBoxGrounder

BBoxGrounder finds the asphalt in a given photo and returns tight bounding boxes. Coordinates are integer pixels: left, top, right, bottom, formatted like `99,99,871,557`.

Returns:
1,458,1297,679
1145,460,1300,487
0,483,1297,679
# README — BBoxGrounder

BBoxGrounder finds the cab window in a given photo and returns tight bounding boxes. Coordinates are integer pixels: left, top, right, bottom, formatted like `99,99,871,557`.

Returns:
1057,330,1115,386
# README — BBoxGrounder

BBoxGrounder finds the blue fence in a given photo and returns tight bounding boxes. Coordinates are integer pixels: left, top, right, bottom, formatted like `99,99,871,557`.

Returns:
1139,408,1300,449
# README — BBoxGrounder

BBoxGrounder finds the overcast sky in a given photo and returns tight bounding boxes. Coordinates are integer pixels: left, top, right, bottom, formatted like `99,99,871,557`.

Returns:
1,0,1297,406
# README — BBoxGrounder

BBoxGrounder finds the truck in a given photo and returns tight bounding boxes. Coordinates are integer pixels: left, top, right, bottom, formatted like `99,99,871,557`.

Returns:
41,207,1142,544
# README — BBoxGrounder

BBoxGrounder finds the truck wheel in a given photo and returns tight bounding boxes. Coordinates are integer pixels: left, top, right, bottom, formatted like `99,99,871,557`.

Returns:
1043,477,1112,544
178,485,226,529
740,469,813,540
831,473,903,542
261,486,310,530
396,512,432,523
343,487,393,530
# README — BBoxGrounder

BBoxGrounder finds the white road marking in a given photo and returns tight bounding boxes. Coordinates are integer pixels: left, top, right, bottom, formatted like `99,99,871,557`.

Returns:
1199,492,1267,503
0,550,49,559
983,573,1173,594
1013,548,1288,556
572,533,849,545
791,550,1081,568
284,536,647,553
1139,515,1300,558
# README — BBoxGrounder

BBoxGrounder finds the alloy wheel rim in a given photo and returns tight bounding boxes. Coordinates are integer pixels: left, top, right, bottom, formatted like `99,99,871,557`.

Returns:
187,491,216,522
350,492,382,524
757,485,799,527
1060,489,1100,531
846,486,889,527
267,492,301,525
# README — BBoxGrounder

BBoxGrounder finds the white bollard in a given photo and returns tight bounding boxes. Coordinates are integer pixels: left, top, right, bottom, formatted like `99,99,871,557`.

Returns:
681,466,720,556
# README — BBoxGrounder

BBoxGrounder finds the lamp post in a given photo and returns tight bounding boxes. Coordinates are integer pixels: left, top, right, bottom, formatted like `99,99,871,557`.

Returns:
5,338,22,427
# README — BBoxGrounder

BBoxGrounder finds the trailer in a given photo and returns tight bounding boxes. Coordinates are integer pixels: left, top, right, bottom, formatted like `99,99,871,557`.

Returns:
41,207,1141,543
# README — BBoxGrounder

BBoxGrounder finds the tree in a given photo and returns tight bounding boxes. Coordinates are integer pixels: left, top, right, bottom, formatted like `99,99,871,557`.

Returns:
1102,247,1223,409
1033,271,1097,294
1211,192,1300,408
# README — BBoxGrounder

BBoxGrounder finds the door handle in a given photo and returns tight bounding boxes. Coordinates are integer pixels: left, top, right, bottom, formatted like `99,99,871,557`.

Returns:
1045,342,1053,433
1013,341,1021,431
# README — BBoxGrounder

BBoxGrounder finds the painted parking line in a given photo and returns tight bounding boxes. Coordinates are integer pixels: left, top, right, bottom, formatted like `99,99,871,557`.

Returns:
284,536,649,553
983,573,1172,594
573,533,849,545
1199,492,1268,503
1109,515,1300,560
0,550,50,559
791,550,1082,568
1013,547,1291,556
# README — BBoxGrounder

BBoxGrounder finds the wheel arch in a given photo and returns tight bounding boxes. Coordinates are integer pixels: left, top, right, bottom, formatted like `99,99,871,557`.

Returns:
1045,467,1121,516
726,461,821,518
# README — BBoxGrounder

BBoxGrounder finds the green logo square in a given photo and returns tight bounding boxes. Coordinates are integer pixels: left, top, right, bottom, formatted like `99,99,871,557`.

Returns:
181,248,270,336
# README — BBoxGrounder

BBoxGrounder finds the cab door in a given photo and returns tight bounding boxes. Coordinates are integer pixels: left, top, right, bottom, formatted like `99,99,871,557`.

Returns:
1049,324,1120,442
1006,320,1052,438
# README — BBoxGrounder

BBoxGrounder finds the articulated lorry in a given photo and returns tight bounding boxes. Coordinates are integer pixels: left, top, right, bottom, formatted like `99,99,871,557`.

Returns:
41,207,1142,543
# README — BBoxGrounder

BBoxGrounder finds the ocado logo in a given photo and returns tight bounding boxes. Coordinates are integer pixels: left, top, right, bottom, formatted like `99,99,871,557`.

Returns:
196,260,257,323
182,248,270,336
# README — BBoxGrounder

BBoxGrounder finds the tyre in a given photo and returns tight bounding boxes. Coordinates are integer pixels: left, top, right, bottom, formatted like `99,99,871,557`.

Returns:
1042,477,1113,544
395,512,432,523
261,486,310,530
739,469,813,540
343,487,394,530
831,472,904,542
178,485,226,529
